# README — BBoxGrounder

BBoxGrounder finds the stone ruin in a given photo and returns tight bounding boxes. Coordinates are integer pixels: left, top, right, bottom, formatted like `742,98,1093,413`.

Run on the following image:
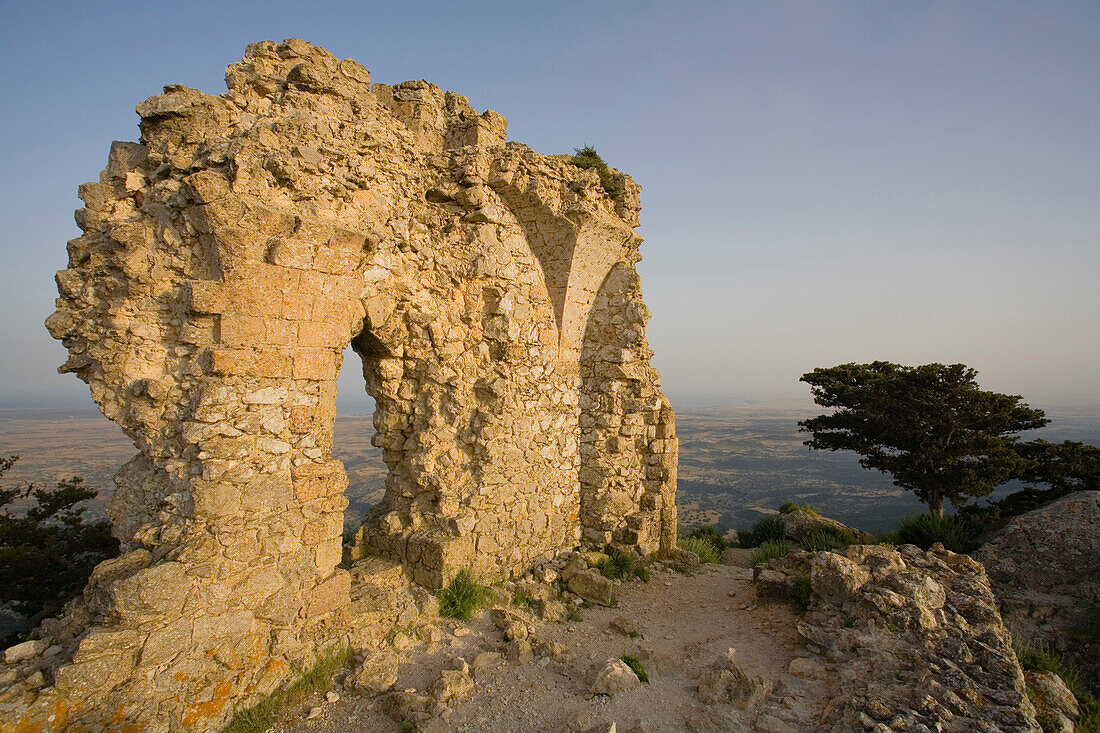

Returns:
2,40,677,730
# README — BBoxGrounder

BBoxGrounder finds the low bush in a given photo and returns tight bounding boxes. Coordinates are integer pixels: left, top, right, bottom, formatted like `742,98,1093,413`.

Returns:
897,512,980,553
226,646,350,733
779,501,821,517
789,575,813,613
596,549,650,582
620,654,649,683
686,524,727,552
751,540,791,567
438,569,487,621
512,587,538,610
678,536,720,564
738,514,786,548
0,455,118,646
799,526,851,553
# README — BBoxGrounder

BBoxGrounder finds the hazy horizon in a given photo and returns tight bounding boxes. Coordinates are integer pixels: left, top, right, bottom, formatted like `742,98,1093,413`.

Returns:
2,1,1098,409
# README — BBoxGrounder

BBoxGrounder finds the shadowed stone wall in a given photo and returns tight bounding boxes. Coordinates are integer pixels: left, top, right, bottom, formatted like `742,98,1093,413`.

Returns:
2,40,676,731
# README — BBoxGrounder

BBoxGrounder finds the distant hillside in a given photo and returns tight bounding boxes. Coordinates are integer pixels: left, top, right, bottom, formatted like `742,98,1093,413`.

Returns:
2,405,1097,535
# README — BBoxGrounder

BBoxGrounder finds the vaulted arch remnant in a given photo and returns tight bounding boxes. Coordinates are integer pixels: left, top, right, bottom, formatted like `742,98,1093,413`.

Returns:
22,39,677,731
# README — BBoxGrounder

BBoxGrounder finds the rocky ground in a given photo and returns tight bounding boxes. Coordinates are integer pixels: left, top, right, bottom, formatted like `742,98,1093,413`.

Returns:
272,556,827,732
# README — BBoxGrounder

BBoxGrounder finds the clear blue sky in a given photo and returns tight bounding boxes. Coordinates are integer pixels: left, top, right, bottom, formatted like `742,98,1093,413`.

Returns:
1,0,1098,412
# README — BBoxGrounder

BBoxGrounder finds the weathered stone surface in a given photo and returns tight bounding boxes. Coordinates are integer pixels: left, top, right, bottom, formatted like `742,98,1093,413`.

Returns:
10,38,678,731
3,640,45,665
975,491,1100,684
788,544,1042,732
428,668,475,704
694,648,768,709
347,650,401,693
591,658,640,695
1025,670,1079,733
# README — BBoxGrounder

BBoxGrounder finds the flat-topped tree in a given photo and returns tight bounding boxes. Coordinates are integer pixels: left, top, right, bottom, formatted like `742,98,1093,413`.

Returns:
799,362,1049,516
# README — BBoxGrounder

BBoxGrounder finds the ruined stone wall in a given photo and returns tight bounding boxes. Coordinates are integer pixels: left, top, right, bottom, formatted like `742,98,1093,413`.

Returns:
1,39,676,731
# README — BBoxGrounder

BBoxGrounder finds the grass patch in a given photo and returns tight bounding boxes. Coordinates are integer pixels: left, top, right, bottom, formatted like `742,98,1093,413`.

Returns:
596,549,650,582
1014,636,1100,731
620,654,649,683
678,536,720,564
569,146,624,198
565,606,583,623
738,514,786,548
751,540,792,567
779,501,821,517
799,526,852,553
225,646,350,733
439,569,488,621
897,512,980,553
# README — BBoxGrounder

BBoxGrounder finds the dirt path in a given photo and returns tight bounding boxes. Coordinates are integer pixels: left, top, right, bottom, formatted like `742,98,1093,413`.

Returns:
275,561,827,732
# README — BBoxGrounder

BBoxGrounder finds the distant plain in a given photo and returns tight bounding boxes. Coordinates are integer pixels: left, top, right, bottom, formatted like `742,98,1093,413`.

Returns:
2,404,1097,535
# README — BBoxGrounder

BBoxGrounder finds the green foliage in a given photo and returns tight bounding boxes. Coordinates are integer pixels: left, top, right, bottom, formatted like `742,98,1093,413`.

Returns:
438,569,487,621
875,530,900,546
569,146,624,198
751,540,792,567
897,512,980,553
686,524,728,552
1014,636,1100,731
799,362,1049,515
0,455,119,646
596,549,650,582
565,606,583,623
1016,439,1100,493
789,575,813,614
779,501,820,517
799,526,851,553
620,654,649,683
738,514,786,548
678,536,720,564
226,646,350,733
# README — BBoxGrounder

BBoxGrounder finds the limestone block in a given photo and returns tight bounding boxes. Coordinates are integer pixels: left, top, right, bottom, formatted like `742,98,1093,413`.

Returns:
591,658,640,695
567,569,614,606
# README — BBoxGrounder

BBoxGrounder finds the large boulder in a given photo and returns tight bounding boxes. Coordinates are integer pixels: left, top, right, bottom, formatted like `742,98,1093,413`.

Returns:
793,543,1042,732
974,491,1100,684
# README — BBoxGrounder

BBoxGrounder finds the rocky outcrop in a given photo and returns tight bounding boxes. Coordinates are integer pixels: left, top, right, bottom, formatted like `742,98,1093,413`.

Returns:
2,39,677,731
758,545,1042,732
975,491,1100,686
